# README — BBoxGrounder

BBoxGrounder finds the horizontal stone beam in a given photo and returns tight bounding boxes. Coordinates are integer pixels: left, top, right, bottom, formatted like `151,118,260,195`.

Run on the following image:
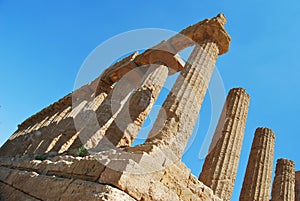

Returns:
100,13,230,85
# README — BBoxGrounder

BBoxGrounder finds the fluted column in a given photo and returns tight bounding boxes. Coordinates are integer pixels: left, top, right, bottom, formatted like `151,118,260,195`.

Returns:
240,128,275,201
271,158,295,201
101,64,169,147
143,40,219,158
79,68,145,148
199,88,250,201
296,171,300,201
89,79,114,111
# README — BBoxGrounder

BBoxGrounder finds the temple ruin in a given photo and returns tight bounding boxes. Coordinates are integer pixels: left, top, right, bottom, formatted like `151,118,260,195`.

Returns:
0,14,298,201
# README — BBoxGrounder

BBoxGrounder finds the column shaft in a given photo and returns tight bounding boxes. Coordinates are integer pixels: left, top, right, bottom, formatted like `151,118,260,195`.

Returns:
296,171,300,201
102,64,169,147
89,79,114,111
240,128,275,201
145,41,219,158
81,68,145,148
271,159,295,201
199,88,250,201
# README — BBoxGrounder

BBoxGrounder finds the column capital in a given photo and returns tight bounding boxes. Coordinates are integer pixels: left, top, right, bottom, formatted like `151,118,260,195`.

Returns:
98,14,231,85
179,13,231,55
134,41,185,73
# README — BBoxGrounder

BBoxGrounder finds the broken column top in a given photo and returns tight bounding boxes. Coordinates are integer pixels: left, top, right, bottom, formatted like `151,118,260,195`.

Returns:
255,127,276,139
276,158,295,169
228,87,250,99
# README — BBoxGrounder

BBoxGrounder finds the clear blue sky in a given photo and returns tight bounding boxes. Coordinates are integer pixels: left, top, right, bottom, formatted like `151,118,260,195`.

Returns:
0,1,299,200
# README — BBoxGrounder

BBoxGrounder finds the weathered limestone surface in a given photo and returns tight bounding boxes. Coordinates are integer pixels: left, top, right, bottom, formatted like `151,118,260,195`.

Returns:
0,14,230,160
102,64,170,148
296,171,300,201
81,67,144,150
240,128,275,201
0,14,232,201
1,12,297,201
143,40,219,159
0,166,136,201
271,159,295,201
199,88,250,201
0,153,222,201
100,26,229,199
0,181,40,201
102,13,230,84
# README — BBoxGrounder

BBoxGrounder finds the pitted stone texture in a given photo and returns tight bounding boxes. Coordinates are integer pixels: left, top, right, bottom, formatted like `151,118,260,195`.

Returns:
0,14,232,201
296,171,300,201
0,150,222,201
0,166,136,201
271,159,295,201
145,41,219,159
0,155,107,182
0,181,40,201
102,64,169,148
199,88,250,201
98,149,222,201
240,128,275,201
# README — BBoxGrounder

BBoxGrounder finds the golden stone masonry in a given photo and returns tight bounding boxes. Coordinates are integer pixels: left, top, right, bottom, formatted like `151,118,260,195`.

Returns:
0,14,298,201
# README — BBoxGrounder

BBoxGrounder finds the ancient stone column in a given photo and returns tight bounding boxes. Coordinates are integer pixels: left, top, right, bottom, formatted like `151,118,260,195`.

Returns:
88,51,139,110
199,88,250,201
90,79,114,110
77,67,145,148
143,40,220,158
102,64,169,148
296,171,300,201
131,14,231,162
240,127,275,201
271,158,295,201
